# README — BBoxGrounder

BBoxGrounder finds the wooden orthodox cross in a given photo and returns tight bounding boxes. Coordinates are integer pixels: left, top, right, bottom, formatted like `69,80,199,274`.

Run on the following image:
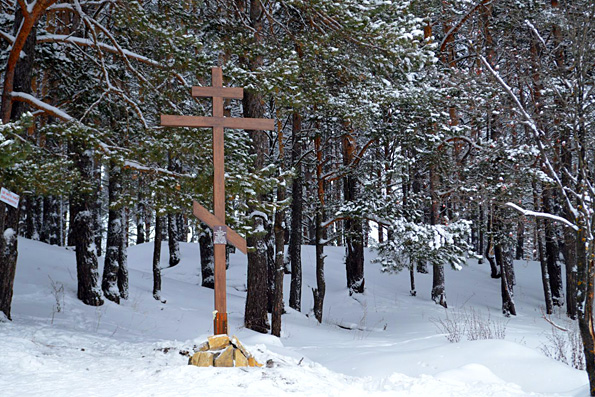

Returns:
161,67,274,335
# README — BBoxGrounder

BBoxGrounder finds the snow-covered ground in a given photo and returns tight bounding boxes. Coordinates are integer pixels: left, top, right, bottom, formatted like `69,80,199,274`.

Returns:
0,238,588,396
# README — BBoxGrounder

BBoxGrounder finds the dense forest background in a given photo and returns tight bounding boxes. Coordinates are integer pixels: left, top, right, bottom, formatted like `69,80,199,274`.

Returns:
0,0,594,393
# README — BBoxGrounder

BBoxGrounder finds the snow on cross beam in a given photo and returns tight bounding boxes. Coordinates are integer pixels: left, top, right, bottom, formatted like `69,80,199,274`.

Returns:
160,66,274,335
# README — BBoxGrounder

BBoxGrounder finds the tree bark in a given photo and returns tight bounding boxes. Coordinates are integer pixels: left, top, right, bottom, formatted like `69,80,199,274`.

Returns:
0,202,19,320
167,213,181,267
342,134,364,294
495,244,516,316
429,166,446,307
152,214,163,301
312,134,326,323
542,188,564,306
102,162,124,303
271,172,286,336
199,225,214,289
289,112,303,311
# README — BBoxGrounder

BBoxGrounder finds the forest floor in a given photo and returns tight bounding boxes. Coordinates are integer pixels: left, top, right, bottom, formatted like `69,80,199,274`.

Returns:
0,238,588,396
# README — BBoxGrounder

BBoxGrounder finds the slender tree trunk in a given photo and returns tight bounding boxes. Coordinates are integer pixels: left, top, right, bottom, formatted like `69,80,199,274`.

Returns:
136,180,146,244
272,176,286,336
429,166,446,307
289,112,303,311
409,264,416,296
93,162,103,257
152,214,163,301
266,219,275,313
515,221,524,260
485,211,501,278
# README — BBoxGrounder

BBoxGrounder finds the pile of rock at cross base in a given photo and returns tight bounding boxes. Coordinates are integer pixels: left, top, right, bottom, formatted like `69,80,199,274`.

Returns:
188,334,263,368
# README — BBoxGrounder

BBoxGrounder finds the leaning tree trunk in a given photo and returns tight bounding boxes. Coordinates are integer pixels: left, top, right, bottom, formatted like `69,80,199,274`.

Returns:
199,225,214,289
495,244,516,316
289,112,303,312
102,162,124,303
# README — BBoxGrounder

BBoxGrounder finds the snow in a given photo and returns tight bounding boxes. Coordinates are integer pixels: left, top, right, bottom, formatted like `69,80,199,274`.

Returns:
0,238,589,396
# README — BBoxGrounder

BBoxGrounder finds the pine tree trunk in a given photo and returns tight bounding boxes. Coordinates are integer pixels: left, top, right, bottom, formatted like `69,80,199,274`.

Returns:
245,213,270,333
313,208,325,323
289,112,303,311
93,162,103,257
167,213,180,267
534,184,553,314
515,221,524,260
537,220,553,315
152,214,163,301
495,244,516,316
199,225,214,289
409,264,416,296
312,134,326,323
136,183,146,244
0,202,19,320
542,189,564,306
266,219,275,313
71,137,103,307
429,166,446,307
576,227,595,395
102,162,123,303
271,180,286,336
343,134,364,294
177,214,186,242
562,225,578,319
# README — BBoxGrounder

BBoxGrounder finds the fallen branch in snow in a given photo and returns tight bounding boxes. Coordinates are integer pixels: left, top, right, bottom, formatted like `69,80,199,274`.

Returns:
505,202,578,231
541,307,569,332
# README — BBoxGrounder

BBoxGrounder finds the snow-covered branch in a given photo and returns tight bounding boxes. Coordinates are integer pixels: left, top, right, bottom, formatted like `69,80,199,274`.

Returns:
0,30,15,44
36,35,190,87
11,91,73,121
505,202,578,231
525,20,547,49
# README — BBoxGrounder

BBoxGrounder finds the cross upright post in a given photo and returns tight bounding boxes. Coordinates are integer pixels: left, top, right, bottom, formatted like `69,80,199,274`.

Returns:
161,67,274,335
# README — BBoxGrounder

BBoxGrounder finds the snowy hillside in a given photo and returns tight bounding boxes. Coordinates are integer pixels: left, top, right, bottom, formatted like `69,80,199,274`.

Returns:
0,238,588,396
